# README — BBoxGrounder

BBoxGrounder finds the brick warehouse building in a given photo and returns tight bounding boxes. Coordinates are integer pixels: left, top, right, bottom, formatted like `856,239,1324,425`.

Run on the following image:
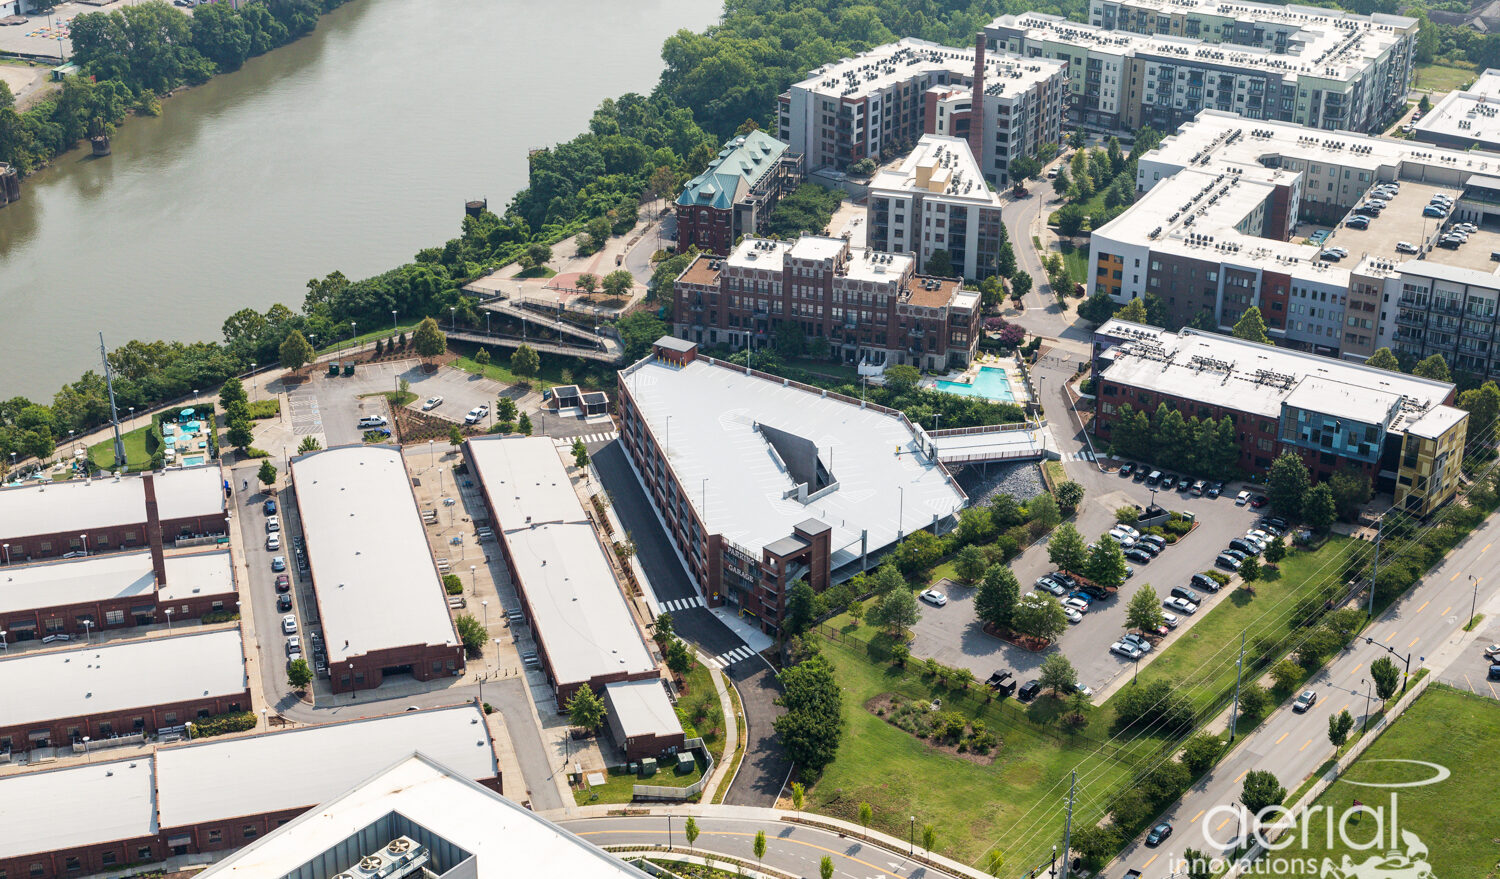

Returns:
671,233,982,373
1090,319,1468,514
0,629,250,754
0,706,498,879
0,465,226,564
290,446,463,694
676,130,803,256
0,549,237,644
618,338,966,636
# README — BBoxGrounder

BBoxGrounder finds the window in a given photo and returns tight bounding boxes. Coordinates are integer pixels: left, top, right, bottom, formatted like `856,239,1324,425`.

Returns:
138,848,153,860
101,853,117,866
105,609,124,625
208,829,223,844
64,857,81,873
243,825,258,839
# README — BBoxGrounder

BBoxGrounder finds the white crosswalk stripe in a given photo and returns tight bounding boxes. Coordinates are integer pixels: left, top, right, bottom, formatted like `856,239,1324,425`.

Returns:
1061,450,1096,462
659,596,705,613
709,645,757,669
553,430,619,448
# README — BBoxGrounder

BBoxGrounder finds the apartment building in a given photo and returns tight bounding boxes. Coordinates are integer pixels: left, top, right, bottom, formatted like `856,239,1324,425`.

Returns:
1411,68,1500,152
985,4,1416,134
1086,109,1500,376
617,338,967,636
1091,319,1467,514
671,234,982,372
866,134,1008,280
675,130,804,255
777,36,1067,185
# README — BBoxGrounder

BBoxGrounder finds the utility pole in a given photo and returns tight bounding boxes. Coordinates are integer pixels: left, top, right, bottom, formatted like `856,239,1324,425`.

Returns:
1230,632,1245,742
99,333,125,469
1060,770,1076,879
1368,516,1384,617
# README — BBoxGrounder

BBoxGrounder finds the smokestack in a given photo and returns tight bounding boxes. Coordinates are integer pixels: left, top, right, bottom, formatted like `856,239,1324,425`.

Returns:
143,473,167,587
969,32,986,163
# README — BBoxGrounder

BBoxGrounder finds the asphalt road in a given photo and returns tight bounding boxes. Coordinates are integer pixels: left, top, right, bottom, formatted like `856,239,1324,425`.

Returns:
1001,169,1091,345
562,814,961,879
1107,511,1500,879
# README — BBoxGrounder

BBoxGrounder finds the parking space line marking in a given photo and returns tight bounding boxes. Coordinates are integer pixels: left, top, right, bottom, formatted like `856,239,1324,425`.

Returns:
1275,732,1289,745
1417,601,1430,613
1300,738,1312,752
1408,636,1420,648
1491,683,1499,700
1466,674,1476,693
1190,810,1205,824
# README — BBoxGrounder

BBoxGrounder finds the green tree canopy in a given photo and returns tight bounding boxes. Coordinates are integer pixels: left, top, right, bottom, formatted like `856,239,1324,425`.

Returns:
567,684,607,732
1010,592,1068,642
279,330,314,371
510,344,541,378
1240,770,1286,816
1048,522,1089,574
871,587,921,636
1365,347,1401,371
953,544,987,583
1267,452,1310,518
1303,483,1336,532
773,655,843,775
1231,306,1272,345
1412,353,1452,382
1038,651,1077,696
1085,537,1128,591
1116,297,1149,323
1126,583,1164,632
975,564,1020,629
412,317,447,359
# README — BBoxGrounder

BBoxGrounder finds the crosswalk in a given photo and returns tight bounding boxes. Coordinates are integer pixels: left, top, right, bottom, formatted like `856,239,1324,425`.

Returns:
659,595,705,613
554,430,618,448
707,645,758,669
1061,449,1096,462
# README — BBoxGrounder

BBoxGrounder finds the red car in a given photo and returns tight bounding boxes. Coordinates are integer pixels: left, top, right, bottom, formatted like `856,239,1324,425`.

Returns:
1250,495,1269,509
275,574,291,593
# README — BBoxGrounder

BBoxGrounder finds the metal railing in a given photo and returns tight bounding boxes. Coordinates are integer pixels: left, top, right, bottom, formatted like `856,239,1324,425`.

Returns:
632,737,714,801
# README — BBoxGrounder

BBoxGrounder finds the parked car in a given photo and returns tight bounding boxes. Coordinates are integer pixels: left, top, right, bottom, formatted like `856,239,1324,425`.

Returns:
1114,524,1141,539
1191,573,1221,593
1035,576,1067,596
1064,607,1084,624
357,415,388,428
1164,596,1198,615
1422,205,1446,218
1133,468,1148,482
1484,643,1500,658
1132,540,1161,556
276,593,292,612
1176,475,1191,491
264,499,277,515
986,670,1017,695
1145,822,1173,847
1160,611,1180,629
1111,641,1145,660
1124,547,1154,564
265,515,280,533
271,555,287,572
1053,572,1079,589
1063,596,1091,613
1017,680,1042,702
1216,553,1241,571
1345,216,1370,229
1108,530,1137,548
1229,538,1260,556
1236,490,1251,505
275,574,291,593
465,405,490,425
1170,585,1202,604
1250,495,1268,509
1396,241,1419,254
1221,548,1248,563
919,589,948,607
1119,462,1135,477
1207,481,1224,498
1139,534,1167,551
1159,472,1177,488
285,636,301,659
281,614,298,634
266,533,281,551
1121,632,1153,653
422,396,444,410
1292,689,1318,713
1247,528,1275,545
1489,664,1500,681
1146,470,1162,486
1191,479,1207,496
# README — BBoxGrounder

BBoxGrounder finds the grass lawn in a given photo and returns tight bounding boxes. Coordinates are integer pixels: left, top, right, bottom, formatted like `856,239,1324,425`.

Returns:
808,628,1164,866
574,758,707,806
314,321,423,356
1124,537,1351,714
675,659,728,764
1414,63,1476,93
516,266,557,279
450,350,608,392
87,425,152,471
1058,242,1089,287
1287,684,1499,878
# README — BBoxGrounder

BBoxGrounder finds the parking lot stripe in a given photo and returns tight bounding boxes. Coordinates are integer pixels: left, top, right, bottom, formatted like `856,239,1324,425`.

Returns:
1491,683,1498,700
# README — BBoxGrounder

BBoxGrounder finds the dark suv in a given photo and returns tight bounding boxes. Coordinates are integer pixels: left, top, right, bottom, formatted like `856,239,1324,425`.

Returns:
1017,680,1042,702
1191,573,1221,593
1170,585,1202,604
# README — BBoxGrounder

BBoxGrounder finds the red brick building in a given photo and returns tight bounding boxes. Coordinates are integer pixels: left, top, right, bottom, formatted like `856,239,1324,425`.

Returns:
676,130,802,256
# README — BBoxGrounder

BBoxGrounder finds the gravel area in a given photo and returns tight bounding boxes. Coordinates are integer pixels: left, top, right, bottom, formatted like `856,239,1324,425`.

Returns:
953,461,1045,504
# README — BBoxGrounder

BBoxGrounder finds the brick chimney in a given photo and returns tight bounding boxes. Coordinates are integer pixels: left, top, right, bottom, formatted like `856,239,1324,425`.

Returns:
143,473,167,587
969,32,986,164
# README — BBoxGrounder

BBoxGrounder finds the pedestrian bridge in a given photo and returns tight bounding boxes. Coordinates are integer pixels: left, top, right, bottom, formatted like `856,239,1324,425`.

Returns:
927,421,1052,465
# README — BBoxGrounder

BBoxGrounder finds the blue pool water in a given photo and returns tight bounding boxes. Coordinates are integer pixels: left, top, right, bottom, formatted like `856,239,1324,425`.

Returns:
935,366,1016,403
182,455,206,466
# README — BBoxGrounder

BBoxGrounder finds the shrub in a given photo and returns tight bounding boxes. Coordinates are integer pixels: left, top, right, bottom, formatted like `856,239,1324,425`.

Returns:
443,573,464,595
188,711,257,738
246,400,280,420
200,610,241,624
1115,506,1139,524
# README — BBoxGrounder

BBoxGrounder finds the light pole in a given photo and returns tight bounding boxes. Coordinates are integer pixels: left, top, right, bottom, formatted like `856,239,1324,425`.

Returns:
0,629,7,652
898,485,905,540
349,322,357,352
80,534,88,557
164,607,173,630
470,565,477,595
349,663,356,702
261,708,268,730
1363,637,1414,694
909,816,915,855
81,619,92,644
2,544,9,565
1470,574,1482,629
392,310,398,335
451,307,457,333
667,814,673,852
482,599,489,632
429,439,435,469
250,364,257,401
1361,678,1374,730
82,736,90,760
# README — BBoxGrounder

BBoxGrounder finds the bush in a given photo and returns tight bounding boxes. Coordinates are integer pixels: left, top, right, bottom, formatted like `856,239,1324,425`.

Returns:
246,399,280,419
244,447,271,459
200,610,241,624
187,711,257,739
1115,506,1139,524
443,573,464,595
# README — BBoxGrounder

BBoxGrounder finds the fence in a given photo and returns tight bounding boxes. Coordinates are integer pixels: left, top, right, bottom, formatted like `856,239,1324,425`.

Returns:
929,418,1047,437
632,737,714,801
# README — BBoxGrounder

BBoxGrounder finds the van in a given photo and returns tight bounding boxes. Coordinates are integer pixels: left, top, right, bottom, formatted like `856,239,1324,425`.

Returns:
1146,470,1163,486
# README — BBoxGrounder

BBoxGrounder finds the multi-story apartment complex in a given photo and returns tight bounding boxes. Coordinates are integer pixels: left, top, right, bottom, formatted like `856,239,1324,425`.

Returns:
777,37,1068,185
671,234,982,372
675,130,804,255
1411,68,1500,152
617,338,968,636
985,2,1416,134
1091,319,1467,514
1086,109,1500,377
866,134,1008,280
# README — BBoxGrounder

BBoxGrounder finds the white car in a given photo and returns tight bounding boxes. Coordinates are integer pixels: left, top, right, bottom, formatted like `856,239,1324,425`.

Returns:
422,396,444,410
1064,607,1084,624
1114,524,1141,539
1063,596,1090,613
357,415,387,428
1111,641,1145,660
266,533,281,551
919,589,948,607
1161,611,1180,630
265,515,279,533
1109,532,1137,548
281,614,298,634
1246,528,1275,545
1236,490,1251,505
1163,596,1199,615
1396,241,1418,254
464,405,489,425
1484,643,1500,658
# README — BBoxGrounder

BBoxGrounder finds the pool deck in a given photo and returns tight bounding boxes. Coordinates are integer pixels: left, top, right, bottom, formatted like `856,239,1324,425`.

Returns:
926,355,1031,405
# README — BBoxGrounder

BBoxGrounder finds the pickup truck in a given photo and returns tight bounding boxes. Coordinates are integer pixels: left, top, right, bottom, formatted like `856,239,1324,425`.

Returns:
1123,871,1143,879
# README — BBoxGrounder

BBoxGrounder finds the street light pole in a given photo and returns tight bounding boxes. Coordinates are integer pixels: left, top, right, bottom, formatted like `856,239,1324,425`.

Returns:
80,534,88,557
909,816,915,855
1361,678,1374,730
81,619,92,644
392,310,398,335
1470,574,1482,629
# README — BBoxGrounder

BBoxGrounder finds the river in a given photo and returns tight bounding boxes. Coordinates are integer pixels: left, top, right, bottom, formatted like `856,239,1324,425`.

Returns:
0,0,722,399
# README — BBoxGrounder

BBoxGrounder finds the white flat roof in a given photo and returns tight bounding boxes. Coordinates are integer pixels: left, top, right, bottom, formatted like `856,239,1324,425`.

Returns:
0,758,157,860
604,678,684,740
790,37,1064,102
620,357,967,567
1414,69,1500,147
0,549,234,616
466,437,656,688
154,705,496,828
0,629,246,729
870,135,1003,208
290,446,457,664
195,754,646,879
0,465,224,540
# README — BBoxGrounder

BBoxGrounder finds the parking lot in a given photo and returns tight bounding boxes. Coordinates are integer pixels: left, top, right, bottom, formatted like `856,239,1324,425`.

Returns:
909,469,1261,698
1439,616,1500,702
0,0,172,58
294,359,506,447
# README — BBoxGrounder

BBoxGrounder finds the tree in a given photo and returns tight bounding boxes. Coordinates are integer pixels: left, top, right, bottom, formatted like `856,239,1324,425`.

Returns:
955,507,996,545
1126,584,1164,632
454,612,486,656
1086,537,1128,591
1241,770,1286,818
1412,352,1451,382
1303,483,1337,533
666,639,692,678
953,544,987,583
1263,535,1287,565
1039,652,1077,696
1116,297,1149,323
522,241,552,270
449,424,465,447
279,329,314,371
784,580,821,637
1271,659,1302,692
219,377,247,409
286,658,312,690
975,564,1020,630
1048,523,1089,574
858,802,873,835
1071,824,1123,872
883,364,920,396
1028,493,1060,531
1371,655,1400,700
1239,684,1271,719
1239,554,1263,584
774,655,843,774
257,460,277,487
510,344,540,378
684,816,700,849
652,611,674,650
1010,592,1068,642
791,781,805,814
1267,452,1310,518
1328,709,1354,749
892,530,943,577
1458,381,1500,449
497,397,518,422
226,419,255,450
567,684,607,733
602,269,634,297
1181,733,1223,774
1055,204,1088,237
848,598,866,627
872,587,921,636
577,273,599,293
518,412,533,436
1055,480,1085,515
474,347,491,368
870,565,906,595
1009,155,1041,180
1112,678,1194,735
571,437,590,470
925,249,955,277
1365,347,1402,371
412,316,447,361
1231,306,1272,345
821,857,834,879
298,435,322,453
1010,270,1033,299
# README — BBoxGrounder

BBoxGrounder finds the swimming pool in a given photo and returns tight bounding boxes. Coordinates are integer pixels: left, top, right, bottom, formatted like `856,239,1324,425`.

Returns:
935,366,1016,403
182,455,206,466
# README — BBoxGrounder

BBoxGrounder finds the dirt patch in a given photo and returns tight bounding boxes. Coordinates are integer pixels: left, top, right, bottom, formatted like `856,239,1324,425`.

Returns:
864,693,998,766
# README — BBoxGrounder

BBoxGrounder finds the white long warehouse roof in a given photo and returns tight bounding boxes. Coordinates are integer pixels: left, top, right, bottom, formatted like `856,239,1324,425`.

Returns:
154,704,497,828
0,465,224,539
290,446,457,665
0,629,246,729
466,436,656,688
0,549,234,616
0,758,158,860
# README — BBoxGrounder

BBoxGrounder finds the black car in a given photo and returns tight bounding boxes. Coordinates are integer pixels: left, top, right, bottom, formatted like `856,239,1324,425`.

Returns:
1053,572,1079,590
1222,548,1248,562
1191,573,1221,593
1134,468,1148,483
1159,472,1176,488
1170,585,1202,604
1145,822,1173,847
276,593,292,612
1132,541,1161,557
1229,538,1261,557
1490,664,1500,681
1207,481,1224,498
1017,680,1042,702
986,670,1017,696
264,499,277,515
1124,547,1154,564
1120,463,1135,477
1176,476,1192,491
1139,534,1167,552
1216,553,1241,571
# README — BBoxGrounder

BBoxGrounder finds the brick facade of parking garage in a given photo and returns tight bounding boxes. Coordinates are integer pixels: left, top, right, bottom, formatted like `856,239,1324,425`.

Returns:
0,686,252,755
0,511,229,565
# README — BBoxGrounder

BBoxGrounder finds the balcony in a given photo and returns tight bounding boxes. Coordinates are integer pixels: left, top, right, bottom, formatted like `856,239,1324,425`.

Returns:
1394,312,1425,328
